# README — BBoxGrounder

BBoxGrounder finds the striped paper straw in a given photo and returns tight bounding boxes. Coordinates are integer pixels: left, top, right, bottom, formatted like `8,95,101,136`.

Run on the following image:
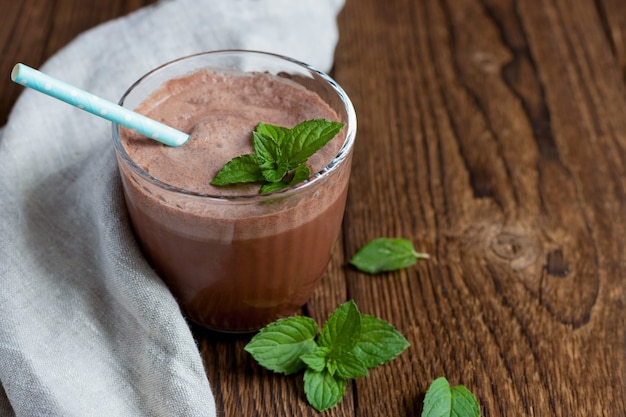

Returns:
11,63,189,147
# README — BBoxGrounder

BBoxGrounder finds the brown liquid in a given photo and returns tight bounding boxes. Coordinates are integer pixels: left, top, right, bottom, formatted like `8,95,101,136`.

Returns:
120,174,349,331
117,69,352,332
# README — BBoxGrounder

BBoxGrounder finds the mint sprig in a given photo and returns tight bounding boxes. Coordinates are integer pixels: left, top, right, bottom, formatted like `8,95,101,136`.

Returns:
244,300,409,412
242,316,318,375
422,377,481,417
350,237,430,274
211,119,344,193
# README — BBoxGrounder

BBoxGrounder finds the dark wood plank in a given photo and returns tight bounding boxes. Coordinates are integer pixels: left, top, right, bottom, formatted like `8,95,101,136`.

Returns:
332,0,626,415
0,0,154,125
596,0,626,77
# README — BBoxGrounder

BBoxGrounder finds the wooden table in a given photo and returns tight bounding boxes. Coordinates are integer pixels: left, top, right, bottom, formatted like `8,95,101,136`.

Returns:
2,0,625,415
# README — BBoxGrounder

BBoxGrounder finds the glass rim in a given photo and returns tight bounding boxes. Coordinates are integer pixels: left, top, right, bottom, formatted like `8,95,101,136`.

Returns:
112,49,357,203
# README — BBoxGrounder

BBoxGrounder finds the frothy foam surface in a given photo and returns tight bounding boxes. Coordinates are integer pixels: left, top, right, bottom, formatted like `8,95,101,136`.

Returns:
120,69,343,196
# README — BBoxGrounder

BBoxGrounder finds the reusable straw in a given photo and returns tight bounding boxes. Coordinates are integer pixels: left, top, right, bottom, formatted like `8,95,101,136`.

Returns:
11,63,189,147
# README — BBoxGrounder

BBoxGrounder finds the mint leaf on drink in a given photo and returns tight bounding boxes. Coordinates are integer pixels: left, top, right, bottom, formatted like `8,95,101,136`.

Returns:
350,237,430,274
421,377,481,417
288,164,310,186
253,131,288,182
244,300,409,412
284,119,346,166
258,164,310,194
211,119,344,193
260,180,290,194
256,122,290,144
210,154,264,185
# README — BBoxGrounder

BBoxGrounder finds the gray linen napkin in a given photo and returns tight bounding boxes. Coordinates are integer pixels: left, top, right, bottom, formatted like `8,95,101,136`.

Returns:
0,0,344,415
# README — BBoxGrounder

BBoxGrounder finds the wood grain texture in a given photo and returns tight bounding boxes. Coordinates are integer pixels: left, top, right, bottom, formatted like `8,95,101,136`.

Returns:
1,0,625,416
597,0,626,78
0,0,154,125
333,0,626,415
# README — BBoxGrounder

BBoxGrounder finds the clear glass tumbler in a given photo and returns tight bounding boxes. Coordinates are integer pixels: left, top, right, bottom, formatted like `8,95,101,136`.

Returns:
112,50,356,332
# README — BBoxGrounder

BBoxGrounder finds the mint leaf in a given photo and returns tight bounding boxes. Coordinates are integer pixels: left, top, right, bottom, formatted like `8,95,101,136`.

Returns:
210,154,264,185
258,163,311,193
314,301,372,379
450,385,481,417
422,377,452,417
319,300,362,353
288,164,310,186
353,314,410,368
260,180,290,194
244,316,318,375
261,162,289,183
256,122,289,143
332,351,368,379
301,347,369,380
350,237,429,274
300,346,330,372
253,131,290,182
211,119,344,193
421,377,480,417
285,119,345,166
245,300,409,412
253,131,282,169
303,368,347,412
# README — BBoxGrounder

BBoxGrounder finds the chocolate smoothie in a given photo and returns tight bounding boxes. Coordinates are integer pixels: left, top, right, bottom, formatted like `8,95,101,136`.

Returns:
114,54,355,332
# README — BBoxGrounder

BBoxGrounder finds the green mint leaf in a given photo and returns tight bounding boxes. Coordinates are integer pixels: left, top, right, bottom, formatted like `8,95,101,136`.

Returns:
253,131,290,182
300,346,330,372
332,351,368,379
212,119,343,192
303,368,347,412
244,316,318,375
244,300,410,412
450,385,481,417
350,237,429,274
353,314,410,369
260,180,290,194
261,162,289,183
325,356,339,376
210,154,264,186
256,122,290,143
422,377,452,417
288,164,310,186
317,300,364,380
253,131,282,169
319,300,362,353
421,377,480,417
259,164,310,194
285,119,345,167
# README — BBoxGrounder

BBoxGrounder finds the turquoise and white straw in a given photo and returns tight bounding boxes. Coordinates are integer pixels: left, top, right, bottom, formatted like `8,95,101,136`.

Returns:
11,63,189,147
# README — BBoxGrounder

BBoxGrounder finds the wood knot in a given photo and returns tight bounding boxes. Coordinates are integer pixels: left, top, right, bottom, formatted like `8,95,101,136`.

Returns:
472,51,501,74
489,232,537,270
